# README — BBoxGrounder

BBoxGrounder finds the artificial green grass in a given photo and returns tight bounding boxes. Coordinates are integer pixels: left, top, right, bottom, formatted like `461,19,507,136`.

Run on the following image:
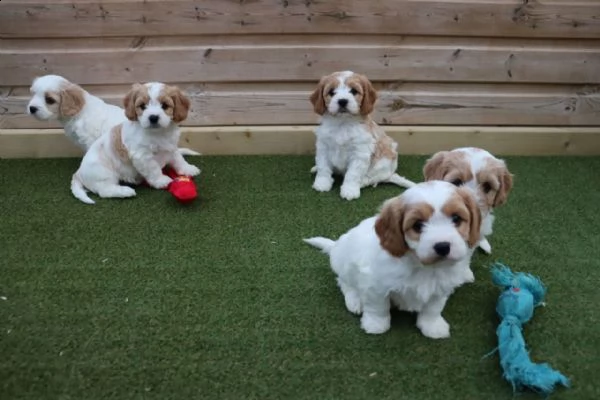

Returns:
1,155,600,400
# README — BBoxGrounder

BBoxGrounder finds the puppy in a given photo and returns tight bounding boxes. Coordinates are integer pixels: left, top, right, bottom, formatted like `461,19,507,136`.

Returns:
423,147,513,254
304,180,480,338
309,70,414,201
27,74,198,155
70,82,200,204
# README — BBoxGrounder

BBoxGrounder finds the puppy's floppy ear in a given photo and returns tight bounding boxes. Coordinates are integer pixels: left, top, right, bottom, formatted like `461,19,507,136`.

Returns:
358,74,377,116
309,77,327,115
375,197,408,258
493,164,513,207
123,83,142,121
457,187,481,248
423,151,449,181
170,86,191,123
59,84,85,117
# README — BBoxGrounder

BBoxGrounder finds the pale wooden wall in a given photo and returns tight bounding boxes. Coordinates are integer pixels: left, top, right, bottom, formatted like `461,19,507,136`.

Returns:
1,0,600,156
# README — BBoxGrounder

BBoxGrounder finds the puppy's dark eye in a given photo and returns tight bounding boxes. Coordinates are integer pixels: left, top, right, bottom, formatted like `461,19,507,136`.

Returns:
482,182,492,193
451,179,463,186
350,88,358,95
161,102,169,110
139,104,146,111
327,89,335,97
451,214,463,226
45,96,56,105
413,220,424,234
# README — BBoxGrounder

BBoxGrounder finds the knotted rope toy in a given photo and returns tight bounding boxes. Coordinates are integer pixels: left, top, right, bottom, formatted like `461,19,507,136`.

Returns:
489,263,570,395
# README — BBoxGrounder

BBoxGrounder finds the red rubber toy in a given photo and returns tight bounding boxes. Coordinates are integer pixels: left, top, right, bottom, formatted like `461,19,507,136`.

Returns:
163,166,197,203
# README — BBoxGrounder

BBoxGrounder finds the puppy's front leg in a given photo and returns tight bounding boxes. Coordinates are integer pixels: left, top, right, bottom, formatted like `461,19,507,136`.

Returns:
131,152,172,189
169,151,200,177
312,141,334,192
360,295,391,334
416,295,450,339
341,153,370,200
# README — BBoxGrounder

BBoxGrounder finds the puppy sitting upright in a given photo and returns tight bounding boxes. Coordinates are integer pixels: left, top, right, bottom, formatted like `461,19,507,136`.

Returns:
304,181,480,338
423,147,513,254
310,71,414,200
71,82,200,204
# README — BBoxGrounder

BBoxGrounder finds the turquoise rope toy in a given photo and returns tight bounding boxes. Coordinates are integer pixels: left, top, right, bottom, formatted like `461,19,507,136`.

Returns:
490,263,570,396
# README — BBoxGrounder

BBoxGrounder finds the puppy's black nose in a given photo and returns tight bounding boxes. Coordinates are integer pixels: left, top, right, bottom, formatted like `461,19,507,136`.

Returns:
29,106,38,114
337,99,348,108
433,242,451,257
148,115,159,124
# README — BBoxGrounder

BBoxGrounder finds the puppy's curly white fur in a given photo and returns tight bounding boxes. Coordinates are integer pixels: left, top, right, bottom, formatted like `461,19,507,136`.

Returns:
70,82,200,204
309,70,415,200
304,181,480,338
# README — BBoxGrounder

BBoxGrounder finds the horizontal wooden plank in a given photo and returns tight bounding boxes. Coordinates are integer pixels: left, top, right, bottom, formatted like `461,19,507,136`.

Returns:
3,83,600,128
2,126,599,158
1,0,599,39
2,36,599,86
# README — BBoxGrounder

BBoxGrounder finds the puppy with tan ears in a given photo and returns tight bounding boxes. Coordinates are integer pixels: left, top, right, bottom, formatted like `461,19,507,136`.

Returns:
304,180,480,338
423,147,513,254
27,74,198,156
71,82,200,204
27,75,127,150
309,71,415,201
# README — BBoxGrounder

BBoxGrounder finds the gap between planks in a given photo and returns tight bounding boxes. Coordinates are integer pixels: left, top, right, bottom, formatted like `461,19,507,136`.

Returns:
1,126,599,158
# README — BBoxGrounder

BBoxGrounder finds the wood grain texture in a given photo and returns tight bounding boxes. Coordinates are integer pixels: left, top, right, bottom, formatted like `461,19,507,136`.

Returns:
1,0,599,39
2,36,599,86
3,83,600,128
2,126,599,158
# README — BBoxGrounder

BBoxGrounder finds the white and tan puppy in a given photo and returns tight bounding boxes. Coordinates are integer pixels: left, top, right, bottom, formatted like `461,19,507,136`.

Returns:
309,70,414,201
70,82,200,204
304,180,480,338
423,147,513,254
27,74,198,155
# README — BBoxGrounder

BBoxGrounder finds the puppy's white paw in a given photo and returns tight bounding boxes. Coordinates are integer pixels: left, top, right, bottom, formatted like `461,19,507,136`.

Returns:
479,238,492,254
313,176,333,192
178,164,201,177
343,292,362,315
417,315,450,339
465,269,475,283
340,184,360,201
149,175,173,189
361,313,390,334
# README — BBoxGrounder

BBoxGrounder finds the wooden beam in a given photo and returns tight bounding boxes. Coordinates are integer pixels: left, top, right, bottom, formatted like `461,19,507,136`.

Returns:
3,36,599,86
3,83,600,128
1,0,599,39
2,126,599,158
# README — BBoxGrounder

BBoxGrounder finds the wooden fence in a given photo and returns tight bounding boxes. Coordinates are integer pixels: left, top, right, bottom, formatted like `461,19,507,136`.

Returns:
1,0,600,157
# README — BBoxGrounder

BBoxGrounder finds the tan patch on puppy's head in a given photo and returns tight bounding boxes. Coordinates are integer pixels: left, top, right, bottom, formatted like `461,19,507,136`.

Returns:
309,73,340,115
375,198,434,258
476,158,514,208
423,150,473,186
345,73,377,116
57,83,85,118
123,83,150,121
158,85,191,123
442,187,482,248
375,197,408,257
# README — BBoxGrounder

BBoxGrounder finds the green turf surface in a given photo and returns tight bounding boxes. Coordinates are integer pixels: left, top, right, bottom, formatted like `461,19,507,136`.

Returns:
1,155,599,400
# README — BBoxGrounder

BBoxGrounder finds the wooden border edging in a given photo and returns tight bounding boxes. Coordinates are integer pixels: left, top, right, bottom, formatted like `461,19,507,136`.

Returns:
1,126,599,158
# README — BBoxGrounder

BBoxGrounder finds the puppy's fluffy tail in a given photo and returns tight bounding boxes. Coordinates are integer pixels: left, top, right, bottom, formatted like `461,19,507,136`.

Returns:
71,173,95,205
387,173,417,189
303,237,335,254
178,147,201,156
